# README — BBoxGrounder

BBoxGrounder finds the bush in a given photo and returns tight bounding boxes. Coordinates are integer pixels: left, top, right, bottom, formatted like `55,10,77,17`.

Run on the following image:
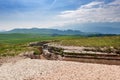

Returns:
33,49,41,55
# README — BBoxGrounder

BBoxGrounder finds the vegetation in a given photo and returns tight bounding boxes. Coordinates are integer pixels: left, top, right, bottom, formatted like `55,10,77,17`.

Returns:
55,36,120,47
0,33,120,57
33,48,41,55
0,34,54,57
0,44,30,57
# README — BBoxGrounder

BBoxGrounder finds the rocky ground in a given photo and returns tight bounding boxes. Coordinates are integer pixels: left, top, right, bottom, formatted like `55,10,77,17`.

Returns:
0,58,120,80
48,45,116,54
0,56,27,66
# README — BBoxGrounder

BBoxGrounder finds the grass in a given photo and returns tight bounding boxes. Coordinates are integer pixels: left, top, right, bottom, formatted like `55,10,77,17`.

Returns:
55,36,120,47
0,33,55,44
0,33,56,57
0,33,120,57
0,34,72,57
0,44,27,57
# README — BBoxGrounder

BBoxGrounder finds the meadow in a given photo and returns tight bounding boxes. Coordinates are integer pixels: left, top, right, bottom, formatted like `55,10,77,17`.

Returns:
0,33,120,57
0,33,54,57
55,36,120,47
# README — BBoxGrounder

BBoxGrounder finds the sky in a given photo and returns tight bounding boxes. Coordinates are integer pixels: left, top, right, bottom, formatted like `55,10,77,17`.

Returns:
0,0,120,33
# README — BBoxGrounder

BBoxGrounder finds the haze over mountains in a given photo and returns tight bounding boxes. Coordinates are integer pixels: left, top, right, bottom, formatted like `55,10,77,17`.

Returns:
0,0,120,33
1,28,119,36
1,22,120,35
55,22,120,34
2,22,119,35
2,28,85,35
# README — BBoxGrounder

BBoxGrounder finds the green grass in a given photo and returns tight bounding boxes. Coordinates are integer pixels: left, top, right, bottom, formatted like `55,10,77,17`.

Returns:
0,34,74,57
0,33,56,57
54,36,120,47
0,33,55,44
0,44,28,57
0,33,120,57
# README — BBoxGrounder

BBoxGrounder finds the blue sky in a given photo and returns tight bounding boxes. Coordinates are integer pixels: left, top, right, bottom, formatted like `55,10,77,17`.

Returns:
0,0,120,33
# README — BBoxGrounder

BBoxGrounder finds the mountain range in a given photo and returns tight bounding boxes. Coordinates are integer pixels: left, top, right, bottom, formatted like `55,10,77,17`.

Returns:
1,28,118,36
54,22,120,34
2,28,86,35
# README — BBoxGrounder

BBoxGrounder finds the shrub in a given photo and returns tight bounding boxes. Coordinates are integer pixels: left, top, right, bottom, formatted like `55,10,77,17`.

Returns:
33,49,41,55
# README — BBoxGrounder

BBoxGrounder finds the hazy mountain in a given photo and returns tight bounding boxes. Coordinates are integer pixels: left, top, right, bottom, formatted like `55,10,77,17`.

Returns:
1,28,118,37
2,28,86,35
54,22,120,34
0,30,5,32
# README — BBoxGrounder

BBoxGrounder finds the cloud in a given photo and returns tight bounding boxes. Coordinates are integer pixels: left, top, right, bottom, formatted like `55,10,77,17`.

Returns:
80,1,104,8
58,0,120,24
0,0,120,31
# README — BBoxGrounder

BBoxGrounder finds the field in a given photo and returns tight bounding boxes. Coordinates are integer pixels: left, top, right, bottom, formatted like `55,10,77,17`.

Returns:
55,36,120,47
0,33,55,57
0,33,120,57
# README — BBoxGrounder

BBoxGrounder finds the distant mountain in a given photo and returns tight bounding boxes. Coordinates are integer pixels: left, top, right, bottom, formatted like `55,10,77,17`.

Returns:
54,22,120,34
2,28,87,35
0,30,5,32
1,28,118,37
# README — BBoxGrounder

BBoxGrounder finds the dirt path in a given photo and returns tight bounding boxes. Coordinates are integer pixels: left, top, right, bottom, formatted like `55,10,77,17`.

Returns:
0,59,120,80
0,56,27,66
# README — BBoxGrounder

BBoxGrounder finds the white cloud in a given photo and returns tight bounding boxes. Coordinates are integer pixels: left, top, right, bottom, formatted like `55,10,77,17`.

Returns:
108,0,120,5
1,0,120,30
58,0,120,24
80,1,104,9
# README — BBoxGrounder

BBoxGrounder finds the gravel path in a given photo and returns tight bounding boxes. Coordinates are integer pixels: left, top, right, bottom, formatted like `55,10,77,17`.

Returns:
0,59,120,80
0,56,27,66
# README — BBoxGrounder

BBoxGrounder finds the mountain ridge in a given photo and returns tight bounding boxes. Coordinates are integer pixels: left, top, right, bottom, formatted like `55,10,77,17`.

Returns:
2,28,86,35
1,28,118,36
